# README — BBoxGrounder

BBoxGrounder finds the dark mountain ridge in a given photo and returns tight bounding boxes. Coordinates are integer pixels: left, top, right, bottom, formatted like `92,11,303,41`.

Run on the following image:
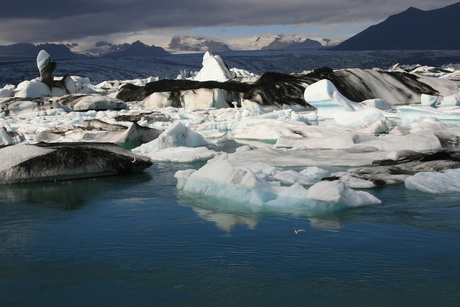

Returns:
0,41,170,59
335,2,460,50
0,43,83,59
102,40,170,57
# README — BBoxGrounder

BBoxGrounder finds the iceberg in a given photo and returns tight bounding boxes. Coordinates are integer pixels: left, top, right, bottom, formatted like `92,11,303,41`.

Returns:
175,153,381,212
420,94,439,106
181,88,229,109
333,108,388,128
405,169,460,193
133,122,208,154
397,105,460,122
362,98,392,110
195,51,235,82
440,92,460,106
233,124,303,142
0,142,152,184
304,79,365,119
141,146,217,163
4,49,460,218
52,94,127,111
306,180,381,207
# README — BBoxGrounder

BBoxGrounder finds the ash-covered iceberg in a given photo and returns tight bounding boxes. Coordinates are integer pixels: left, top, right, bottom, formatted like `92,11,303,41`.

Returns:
11,50,106,99
14,50,76,98
0,142,152,184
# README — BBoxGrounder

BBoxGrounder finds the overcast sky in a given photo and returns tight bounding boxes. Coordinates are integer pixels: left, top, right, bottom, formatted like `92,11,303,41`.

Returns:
0,0,458,47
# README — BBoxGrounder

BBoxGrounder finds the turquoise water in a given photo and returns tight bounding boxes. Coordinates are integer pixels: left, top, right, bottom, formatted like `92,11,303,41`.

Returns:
1,162,460,306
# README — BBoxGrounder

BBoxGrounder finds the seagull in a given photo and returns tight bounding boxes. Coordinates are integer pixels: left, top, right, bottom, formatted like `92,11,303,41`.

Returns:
293,227,306,234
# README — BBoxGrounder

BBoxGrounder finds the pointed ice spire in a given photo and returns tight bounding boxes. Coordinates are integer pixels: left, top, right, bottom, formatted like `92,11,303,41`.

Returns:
195,51,235,82
36,50,57,85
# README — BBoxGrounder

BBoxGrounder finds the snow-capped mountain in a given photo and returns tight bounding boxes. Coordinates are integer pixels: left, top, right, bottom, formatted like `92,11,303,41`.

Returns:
168,36,232,53
224,34,338,50
79,41,132,57
166,34,341,53
72,41,170,57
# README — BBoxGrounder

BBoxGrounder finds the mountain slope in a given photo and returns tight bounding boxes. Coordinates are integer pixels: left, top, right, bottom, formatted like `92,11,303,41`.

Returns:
0,43,84,58
167,34,332,52
168,36,232,52
102,41,170,57
335,2,460,50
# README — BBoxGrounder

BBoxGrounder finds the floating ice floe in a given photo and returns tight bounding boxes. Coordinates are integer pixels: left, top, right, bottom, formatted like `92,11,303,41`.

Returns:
0,142,152,184
143,146,217,163
439,92,460,106
405,168,460,193
333,108,388,128
232,112,309,142
36,120,161,145
272,122,442,151
50,94,127,111
397,105,460,122
175,153,381,212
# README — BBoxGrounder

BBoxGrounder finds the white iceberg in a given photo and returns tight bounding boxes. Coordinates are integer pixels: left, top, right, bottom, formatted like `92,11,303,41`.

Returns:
133,122,208,154
142,146,217,163
304,79,365,119
420,94,439,106
14,80,56,98
181,88,229,109
405,168,460,193
397,105,460,122
175,153,381,212
195,51,235,82
440,92,460,106
333,108,388,128
306,180,381,207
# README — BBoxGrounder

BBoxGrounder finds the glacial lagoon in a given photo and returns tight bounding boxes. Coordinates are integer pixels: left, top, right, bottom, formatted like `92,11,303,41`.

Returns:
1,49,460,306
1,160,460,306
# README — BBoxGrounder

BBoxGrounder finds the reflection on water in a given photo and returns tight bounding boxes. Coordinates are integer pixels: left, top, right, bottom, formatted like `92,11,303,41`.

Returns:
1,163,460,306
0,172,152,210
176,189,369,231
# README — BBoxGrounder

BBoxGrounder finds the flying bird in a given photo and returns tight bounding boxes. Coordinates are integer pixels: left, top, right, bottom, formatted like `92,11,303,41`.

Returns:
293,227,306,234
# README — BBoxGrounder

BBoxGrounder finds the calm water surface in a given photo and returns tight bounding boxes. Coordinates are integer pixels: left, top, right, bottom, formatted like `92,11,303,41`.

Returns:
1,161,460,306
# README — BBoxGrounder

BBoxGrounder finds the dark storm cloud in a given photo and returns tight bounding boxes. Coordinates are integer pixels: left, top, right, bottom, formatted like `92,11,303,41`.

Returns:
0,0,458,43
